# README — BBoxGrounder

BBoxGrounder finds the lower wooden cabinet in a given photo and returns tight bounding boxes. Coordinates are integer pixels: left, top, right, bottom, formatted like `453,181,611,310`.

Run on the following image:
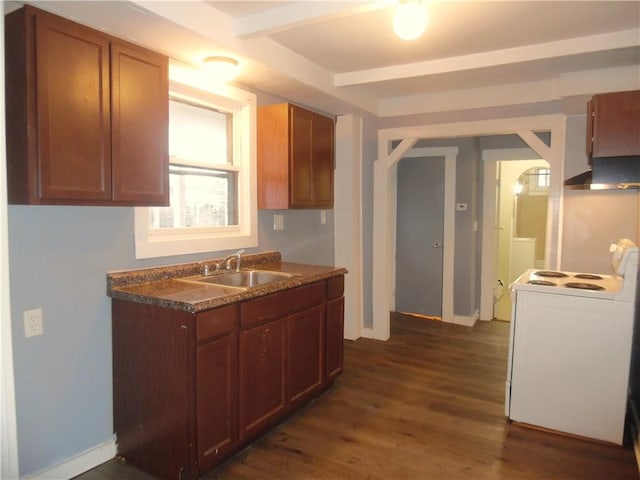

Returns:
196,306,239,471
288,304,325,406
112,275,344,480
326,296,345,381
326,275,345,380
239,317,287,440
112,299,194,480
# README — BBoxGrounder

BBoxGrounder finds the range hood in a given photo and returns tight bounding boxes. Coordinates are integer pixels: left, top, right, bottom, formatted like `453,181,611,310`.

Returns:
564,156,640,190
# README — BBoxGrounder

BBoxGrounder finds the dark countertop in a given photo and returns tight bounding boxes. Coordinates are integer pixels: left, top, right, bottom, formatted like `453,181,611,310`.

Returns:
107,251,347,313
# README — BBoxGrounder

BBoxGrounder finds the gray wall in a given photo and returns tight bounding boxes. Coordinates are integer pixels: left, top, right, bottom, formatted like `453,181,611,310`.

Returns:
257,209,334,266
9,204,333,476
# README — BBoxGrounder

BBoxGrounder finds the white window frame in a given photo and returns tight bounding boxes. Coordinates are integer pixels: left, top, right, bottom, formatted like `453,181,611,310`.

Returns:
134,64,257,259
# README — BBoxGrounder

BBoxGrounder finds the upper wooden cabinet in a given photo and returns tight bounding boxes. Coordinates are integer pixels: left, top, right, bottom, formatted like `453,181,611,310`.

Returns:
587,90,640,163
5,6,169,206
257,103,334,209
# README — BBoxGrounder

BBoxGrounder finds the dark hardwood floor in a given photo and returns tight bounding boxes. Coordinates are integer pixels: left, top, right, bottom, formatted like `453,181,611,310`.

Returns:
75,314,638,479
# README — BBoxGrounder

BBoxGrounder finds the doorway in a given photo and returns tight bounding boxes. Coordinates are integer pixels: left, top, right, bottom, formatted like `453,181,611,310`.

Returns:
374,116,565,341
494,159,550,320
395,155,445,318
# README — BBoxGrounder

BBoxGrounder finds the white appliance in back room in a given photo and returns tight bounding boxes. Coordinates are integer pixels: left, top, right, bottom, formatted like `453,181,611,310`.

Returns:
505,239,638,445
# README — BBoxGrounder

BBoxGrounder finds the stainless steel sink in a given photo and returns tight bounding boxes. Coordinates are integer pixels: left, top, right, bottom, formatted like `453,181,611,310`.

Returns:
179,269,297,289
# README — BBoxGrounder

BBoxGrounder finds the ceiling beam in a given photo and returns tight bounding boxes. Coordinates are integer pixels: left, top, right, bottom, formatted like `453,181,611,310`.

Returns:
335,29,640,87
129,0,379,114
233,1,393,39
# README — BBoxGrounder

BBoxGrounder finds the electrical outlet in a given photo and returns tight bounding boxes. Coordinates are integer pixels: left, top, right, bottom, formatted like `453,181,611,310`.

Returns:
320,210,327,225
24,308,44,338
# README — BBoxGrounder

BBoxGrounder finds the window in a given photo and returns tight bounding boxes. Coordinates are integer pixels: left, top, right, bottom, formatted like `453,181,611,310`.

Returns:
536,168,550,188
135,68,257,259
151,100,238,229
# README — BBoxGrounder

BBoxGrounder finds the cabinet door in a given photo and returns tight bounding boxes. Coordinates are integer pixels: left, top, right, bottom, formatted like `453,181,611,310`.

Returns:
326,296,345,381
239,318,287,440
111,42,169,205
312,113,334,208
288,304,325,406
289,105,314,207
592,91,640,159
35,12,112,202
196,332,238,471
112,300,193,480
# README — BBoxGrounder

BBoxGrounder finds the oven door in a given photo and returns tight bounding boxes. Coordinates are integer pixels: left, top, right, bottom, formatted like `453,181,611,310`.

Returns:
508,289,633,444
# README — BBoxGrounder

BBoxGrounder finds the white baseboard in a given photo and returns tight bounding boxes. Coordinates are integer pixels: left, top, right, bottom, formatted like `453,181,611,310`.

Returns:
360,327,375,339
25,437,116,480
453,310,479,327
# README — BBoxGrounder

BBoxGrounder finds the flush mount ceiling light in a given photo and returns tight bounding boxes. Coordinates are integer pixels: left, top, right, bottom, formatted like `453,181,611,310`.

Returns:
202,55,240,82
393,0,428,41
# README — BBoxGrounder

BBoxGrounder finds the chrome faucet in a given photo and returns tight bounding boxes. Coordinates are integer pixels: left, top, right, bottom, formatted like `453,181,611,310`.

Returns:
216,249,245,272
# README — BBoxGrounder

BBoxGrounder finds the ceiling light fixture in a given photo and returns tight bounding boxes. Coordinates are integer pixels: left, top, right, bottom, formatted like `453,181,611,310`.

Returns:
202,55,240,82
393,0,428,41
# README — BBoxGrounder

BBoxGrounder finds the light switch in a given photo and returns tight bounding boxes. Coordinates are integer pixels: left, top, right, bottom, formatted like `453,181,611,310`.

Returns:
273,214,284,231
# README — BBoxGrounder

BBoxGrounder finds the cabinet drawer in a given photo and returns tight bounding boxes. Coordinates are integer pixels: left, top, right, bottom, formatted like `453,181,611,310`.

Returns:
327,275,344,300
197,304,238,342
241,282,325,329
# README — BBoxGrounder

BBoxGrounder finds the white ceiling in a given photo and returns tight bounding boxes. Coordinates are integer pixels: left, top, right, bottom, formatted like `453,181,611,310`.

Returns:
12,1,640,117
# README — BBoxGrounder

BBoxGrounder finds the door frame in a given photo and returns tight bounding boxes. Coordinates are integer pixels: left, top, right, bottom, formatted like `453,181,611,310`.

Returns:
394,147,458,323
370,144,458,340
480,152,551,320
373,115,566,340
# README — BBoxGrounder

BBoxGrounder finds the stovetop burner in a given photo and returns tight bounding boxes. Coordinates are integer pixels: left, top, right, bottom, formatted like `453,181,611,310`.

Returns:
534,270,569,278
563,282,605,291
528,279,556,286
574,273,603,280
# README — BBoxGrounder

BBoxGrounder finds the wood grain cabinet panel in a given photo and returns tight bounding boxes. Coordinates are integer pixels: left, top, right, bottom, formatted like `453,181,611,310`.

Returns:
290,106,314,206
257,103,334,209
112,300,194,480
239,317,287,440
196,330,238,470
111,42,168,205
288,304,325,406
5,5,168,206
588,90,640,161
326,275,345,381
326,296,345,381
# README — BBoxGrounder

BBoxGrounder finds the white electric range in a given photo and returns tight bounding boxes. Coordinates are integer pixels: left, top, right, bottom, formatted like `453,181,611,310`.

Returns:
505,239,638,445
